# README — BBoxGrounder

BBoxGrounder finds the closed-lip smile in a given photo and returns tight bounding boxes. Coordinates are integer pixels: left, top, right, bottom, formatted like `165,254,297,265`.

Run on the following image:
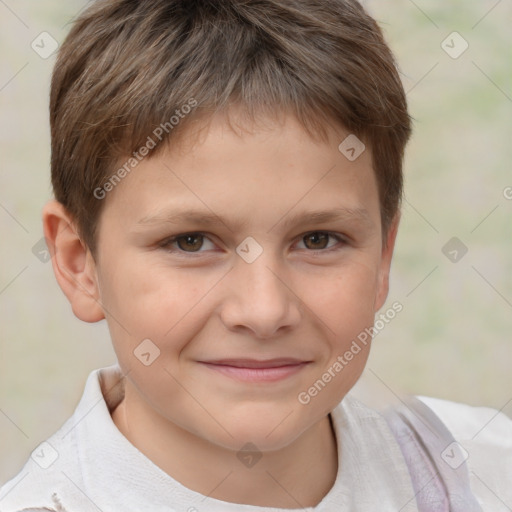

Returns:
198,358,311,383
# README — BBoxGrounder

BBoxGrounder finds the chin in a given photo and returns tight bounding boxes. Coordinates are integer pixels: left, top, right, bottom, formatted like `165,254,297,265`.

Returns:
205,409,310,453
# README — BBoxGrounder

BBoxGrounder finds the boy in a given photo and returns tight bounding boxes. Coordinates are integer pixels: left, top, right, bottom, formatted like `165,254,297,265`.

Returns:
1,0,511,510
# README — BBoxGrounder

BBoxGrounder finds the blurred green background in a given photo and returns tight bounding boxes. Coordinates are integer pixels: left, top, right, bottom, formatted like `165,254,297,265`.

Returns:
1,0,511,483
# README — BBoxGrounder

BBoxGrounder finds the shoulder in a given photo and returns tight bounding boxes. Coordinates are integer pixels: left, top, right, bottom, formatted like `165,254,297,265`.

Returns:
0,428,91,512
417,394,512,455
417,395,512,445
418,395,512,510
0,367,110,512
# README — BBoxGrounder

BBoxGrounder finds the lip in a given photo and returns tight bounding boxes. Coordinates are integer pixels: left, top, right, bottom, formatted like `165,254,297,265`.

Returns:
198,359,311,383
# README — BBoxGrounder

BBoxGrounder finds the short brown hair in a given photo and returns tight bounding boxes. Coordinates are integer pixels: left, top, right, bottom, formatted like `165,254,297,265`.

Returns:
50,0,412,253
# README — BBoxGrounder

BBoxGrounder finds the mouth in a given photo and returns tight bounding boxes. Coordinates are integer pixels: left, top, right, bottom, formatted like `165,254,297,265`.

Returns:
198,358,312,383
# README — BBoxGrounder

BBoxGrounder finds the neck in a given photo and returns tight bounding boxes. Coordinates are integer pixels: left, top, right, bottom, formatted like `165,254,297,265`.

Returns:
112,379,338,508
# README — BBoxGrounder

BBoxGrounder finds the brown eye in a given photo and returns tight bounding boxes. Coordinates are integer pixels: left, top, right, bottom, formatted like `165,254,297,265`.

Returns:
160,232,217,255
303,232,330,250
176,234,204,252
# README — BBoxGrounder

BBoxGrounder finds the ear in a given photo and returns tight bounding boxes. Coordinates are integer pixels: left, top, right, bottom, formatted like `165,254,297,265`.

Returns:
374,212,400,312
42,200,105,323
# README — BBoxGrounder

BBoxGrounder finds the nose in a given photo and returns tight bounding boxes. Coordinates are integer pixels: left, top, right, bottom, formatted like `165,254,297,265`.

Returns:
219,253,301,339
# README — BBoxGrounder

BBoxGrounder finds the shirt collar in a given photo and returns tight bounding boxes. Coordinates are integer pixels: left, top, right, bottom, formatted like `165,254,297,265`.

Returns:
71,364,417,511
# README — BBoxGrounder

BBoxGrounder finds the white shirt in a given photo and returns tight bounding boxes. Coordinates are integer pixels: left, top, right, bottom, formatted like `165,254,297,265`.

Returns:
0,364,510,512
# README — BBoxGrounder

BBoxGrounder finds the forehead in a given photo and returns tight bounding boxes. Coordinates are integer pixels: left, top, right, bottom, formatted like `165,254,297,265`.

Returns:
100,112,380,232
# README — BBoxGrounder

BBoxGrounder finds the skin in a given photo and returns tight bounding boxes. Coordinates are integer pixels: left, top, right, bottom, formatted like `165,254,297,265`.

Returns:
43,111,399,508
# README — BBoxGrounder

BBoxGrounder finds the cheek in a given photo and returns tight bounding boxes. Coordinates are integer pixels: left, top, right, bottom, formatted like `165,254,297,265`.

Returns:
97,255,219,360
301,258,378,379
303,257,380,331
292,260,379,413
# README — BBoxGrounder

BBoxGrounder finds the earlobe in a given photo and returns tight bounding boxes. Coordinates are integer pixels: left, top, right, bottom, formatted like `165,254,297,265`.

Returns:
374,212,401,312
42,200,105,323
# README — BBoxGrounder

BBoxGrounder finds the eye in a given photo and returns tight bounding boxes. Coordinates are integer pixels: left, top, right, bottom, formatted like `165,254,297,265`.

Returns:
160,233,216,253
296,232,345,251
159,231,345,256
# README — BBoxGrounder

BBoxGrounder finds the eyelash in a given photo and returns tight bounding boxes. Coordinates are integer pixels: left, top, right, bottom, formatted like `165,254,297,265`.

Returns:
159,231,347,256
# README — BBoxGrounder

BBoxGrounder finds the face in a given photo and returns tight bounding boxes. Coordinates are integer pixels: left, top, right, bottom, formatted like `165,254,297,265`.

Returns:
90,112,397,452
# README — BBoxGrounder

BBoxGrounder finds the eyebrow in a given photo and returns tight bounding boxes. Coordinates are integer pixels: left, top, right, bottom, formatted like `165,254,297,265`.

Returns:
136,206,373,232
